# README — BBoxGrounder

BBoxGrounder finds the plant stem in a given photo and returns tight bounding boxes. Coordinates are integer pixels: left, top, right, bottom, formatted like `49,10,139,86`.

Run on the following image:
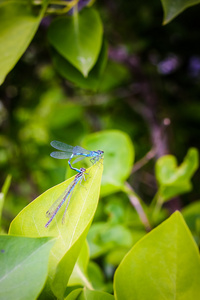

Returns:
33,0,79,14
124,182,151,232
132,147,156,173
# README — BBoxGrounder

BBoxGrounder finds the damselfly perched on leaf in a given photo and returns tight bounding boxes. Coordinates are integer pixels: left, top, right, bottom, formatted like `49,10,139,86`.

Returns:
45,167,86,228
50,140,104,173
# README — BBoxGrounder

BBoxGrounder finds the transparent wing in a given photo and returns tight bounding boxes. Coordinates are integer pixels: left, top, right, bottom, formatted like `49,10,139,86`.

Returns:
51,140,74,152
62,191,74,224
72,156,87,164
73,145,91,155
50,151,72,159
46,183,74,218
62,176,84,223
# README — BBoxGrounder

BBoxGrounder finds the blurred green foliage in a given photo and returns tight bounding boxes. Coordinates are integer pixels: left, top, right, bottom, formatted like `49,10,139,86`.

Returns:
0,0,200,297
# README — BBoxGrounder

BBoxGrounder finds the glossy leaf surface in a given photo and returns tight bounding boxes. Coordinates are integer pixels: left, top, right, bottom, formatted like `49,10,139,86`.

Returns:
51,41,107,91
114,211,200,300
0,1,47,85
9,163,103,298
48,8,103,77
0,235,54,300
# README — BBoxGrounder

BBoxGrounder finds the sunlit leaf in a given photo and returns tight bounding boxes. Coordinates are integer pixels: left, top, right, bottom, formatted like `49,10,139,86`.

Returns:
48,8,103,77
0,235,54,300
0,0,48,85
155,148,198,201
114,211,200,300
9,162,103,299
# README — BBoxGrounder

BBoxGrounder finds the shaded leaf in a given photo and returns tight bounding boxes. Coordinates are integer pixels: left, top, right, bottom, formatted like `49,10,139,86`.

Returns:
161,0,200,24
182,200,200,232
114,211,200,300
48,8,103,77
65,288,83,300
0,235,54,300
66,287,114,300
51,41,107,91
97,60,131,92
88,222,133,258
83,130,134,196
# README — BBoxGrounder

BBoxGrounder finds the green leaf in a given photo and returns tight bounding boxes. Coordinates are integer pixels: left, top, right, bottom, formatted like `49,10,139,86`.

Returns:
65,288,83,300
87,222,133,258
48,8,103,77
155,148,198,201
161,0,200,24
66,287,114,300
87,261,106,291
68,240,93,289
0,175,11,230
51,40,107,91
0,235,54,300
9,163,103,299
83,130,134,196
114,211,200,300
0,0,47,85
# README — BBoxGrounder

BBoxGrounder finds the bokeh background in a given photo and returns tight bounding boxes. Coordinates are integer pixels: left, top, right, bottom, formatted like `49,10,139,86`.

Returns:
1,0,200,253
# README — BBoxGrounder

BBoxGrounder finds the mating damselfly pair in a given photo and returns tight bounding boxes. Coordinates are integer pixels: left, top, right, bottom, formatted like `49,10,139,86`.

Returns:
45,141,104,228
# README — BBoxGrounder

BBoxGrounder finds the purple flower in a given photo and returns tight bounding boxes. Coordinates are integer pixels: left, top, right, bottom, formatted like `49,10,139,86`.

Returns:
157,55,180,75
188,56,200,78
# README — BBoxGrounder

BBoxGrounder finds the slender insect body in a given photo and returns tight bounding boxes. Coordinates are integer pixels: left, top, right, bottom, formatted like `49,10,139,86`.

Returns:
45,167,86,228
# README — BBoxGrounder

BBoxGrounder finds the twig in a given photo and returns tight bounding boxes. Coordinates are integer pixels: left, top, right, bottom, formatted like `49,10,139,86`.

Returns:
124,182,151,232
132,148,156,173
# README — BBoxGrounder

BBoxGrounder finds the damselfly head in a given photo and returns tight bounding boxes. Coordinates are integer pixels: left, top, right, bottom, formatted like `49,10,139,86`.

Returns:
97,150,104,156
80,167,86,172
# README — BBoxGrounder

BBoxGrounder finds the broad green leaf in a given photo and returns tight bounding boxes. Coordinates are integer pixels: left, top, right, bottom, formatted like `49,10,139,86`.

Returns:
83,130,134,196
9,162,103,299
48,8,103,77
114,211,200,300
68,240,93,289
66,287,114,300
0,175,11,230
51,41,108,91
0,0,48,85
155,148,198,201
161,0,200,24
0,235,54,300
